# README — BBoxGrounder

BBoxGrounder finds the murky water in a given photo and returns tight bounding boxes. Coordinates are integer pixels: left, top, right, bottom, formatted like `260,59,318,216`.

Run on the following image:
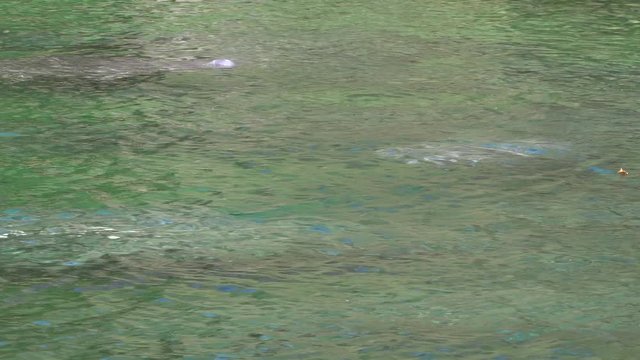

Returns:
1,0,639,359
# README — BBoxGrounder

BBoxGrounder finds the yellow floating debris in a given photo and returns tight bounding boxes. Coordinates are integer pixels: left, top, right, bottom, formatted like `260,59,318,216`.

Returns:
617,168,629,176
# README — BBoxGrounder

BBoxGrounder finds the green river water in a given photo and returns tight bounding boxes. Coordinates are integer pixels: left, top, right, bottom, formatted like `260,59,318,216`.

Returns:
1,1,639,359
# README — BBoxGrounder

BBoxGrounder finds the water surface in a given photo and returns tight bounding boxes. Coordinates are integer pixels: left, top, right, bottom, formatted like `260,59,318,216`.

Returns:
1,0,639,359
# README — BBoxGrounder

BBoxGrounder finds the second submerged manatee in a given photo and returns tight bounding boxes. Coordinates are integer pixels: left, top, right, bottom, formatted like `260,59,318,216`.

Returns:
0,55,235,83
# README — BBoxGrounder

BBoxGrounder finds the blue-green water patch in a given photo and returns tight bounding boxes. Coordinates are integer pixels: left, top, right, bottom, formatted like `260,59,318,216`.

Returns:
310,224,332,234
552,347,595,358
33,320,52,327
215,285,258,294
0,132,22,137
587,166,615,175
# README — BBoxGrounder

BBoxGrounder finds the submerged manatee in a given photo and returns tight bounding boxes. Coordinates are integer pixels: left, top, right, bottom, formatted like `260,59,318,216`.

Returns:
377,141,568,167
0,55,234,83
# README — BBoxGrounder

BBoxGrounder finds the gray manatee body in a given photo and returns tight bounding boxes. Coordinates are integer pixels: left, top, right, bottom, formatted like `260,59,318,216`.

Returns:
377,141,569,167
0,55,233,83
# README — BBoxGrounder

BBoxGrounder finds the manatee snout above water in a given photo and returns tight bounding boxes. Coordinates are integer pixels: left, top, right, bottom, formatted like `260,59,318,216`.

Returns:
0,55,235,83
206,59,235,69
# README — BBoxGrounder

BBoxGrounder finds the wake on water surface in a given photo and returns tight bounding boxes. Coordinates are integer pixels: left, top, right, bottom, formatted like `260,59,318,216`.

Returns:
377,141,570,167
